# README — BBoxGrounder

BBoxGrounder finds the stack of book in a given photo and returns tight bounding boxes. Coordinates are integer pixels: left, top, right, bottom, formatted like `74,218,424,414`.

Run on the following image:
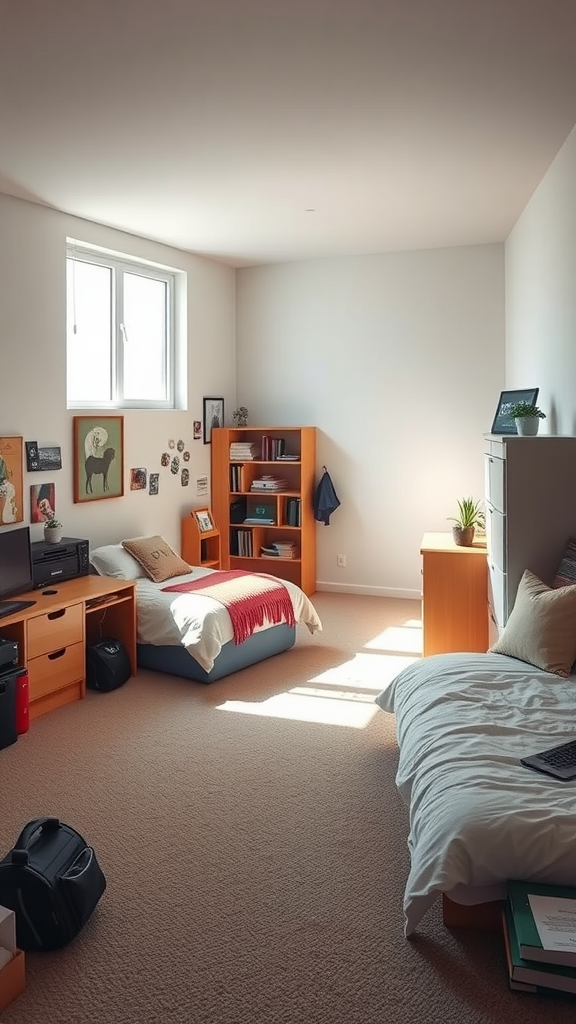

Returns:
260,542,299,560
502,879,576,995
250,475,288,492
230,441,259,461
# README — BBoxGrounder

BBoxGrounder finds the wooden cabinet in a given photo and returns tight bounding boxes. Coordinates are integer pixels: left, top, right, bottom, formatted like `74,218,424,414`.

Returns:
421,532,488,656
484,433,576,643
0,576,136,721
211,426,317,595
181,509,221,569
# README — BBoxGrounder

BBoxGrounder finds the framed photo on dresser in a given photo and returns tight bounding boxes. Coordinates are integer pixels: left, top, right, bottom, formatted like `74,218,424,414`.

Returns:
491,388,539,435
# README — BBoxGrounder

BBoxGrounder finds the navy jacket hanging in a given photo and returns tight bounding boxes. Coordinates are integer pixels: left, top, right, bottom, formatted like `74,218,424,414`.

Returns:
314,467,341,526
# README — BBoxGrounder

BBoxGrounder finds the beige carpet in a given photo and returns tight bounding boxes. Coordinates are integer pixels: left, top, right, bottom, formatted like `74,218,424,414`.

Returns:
1,593,574,1022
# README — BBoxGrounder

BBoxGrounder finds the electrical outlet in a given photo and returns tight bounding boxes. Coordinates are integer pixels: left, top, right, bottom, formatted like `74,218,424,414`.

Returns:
337,554,346,568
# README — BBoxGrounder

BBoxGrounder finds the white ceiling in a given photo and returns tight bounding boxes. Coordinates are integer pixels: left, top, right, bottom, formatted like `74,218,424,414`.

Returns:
2,0,576,267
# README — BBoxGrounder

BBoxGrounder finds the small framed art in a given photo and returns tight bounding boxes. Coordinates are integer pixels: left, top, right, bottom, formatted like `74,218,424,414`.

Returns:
193,508,215,533
491,388,539,435
73,416,124,502
203,397,224,444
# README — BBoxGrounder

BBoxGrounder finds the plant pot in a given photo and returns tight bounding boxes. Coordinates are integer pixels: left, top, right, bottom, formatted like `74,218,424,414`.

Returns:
452,525,475,547
44,526,63,545
515,417,539,436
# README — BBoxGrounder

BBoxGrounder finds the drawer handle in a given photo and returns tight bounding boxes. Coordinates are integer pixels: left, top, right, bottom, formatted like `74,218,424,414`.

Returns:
47,609,66,621
48,648,66,661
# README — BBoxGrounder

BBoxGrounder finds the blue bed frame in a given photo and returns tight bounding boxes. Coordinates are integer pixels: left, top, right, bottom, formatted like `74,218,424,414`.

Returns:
136,623,296,683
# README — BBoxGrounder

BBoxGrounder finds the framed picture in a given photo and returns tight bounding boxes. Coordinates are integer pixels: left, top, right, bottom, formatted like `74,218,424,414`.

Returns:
0,436,24,524
25,441,40,472
491,388,539,435
203,397,224,444
38,446,62,471
30,482,56,523
73,416,124,503
193,508,215,533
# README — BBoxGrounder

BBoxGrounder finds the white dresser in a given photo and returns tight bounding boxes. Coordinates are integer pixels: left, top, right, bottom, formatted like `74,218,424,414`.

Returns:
484,433,576,646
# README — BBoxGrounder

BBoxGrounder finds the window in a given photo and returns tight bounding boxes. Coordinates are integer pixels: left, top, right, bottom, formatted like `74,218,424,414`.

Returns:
66,242,182,409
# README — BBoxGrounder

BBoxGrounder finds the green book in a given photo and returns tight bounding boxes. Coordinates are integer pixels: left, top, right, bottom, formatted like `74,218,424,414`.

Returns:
507,880,576,968
504,903,576,994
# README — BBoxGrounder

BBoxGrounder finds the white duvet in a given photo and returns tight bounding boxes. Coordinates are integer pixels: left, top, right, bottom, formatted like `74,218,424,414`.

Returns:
134,567,322,672
375,652,576,936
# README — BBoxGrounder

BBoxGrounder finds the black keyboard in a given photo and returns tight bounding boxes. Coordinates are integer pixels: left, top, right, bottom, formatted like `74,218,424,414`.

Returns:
0,600,36,619
521,739,576,780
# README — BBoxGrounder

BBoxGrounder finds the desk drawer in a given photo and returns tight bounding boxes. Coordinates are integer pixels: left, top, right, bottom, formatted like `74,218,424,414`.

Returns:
27,604,83,659
28,641,84,701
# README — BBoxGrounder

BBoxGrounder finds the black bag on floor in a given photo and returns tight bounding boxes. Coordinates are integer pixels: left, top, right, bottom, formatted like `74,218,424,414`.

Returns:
0,816,106,950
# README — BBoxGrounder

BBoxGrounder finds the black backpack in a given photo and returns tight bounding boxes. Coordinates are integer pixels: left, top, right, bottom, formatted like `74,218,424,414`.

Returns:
0,817,106,950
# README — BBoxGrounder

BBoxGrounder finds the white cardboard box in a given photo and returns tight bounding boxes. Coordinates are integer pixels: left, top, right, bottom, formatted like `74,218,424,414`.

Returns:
0,905,25,1013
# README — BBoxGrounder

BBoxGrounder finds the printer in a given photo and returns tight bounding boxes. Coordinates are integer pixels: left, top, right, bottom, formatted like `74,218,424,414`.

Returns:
31,537,90,588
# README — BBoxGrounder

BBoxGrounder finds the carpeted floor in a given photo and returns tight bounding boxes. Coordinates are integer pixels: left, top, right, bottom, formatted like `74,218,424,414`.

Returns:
1,592,574,1022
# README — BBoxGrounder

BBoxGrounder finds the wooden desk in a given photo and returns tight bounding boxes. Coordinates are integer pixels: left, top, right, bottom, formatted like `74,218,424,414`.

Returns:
421,532,488,657
0,576,136,721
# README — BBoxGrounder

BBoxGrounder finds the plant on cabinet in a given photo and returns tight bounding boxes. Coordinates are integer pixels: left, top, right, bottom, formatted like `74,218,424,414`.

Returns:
508,401,546,436
447,497,484,547
43,515,63,545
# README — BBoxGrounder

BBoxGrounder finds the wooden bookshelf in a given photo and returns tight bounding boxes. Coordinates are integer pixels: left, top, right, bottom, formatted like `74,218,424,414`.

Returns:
211,426,317,595
181,508,221,569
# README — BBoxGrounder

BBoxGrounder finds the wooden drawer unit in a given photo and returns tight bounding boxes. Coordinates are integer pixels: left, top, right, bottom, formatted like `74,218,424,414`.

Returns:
26,603,84,719
28,642,85,701
0,576,137,726
27,604,84,659
421,532,488,656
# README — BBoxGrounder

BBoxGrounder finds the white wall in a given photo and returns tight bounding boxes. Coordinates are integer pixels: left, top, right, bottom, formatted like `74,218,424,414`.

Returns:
236,246,504,596
0,194,236,554
506,126,576,436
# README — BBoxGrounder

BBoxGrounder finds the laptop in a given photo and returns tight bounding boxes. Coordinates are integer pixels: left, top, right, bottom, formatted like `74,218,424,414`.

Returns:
521,739,576,780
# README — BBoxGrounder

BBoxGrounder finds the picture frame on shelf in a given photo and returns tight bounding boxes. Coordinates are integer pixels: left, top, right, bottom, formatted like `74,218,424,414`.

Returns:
203,397,224,444
73,415,124,502
193,508,215,533
491,388,539,435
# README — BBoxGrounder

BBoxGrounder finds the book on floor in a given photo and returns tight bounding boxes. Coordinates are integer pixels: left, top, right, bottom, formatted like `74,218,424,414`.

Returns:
502,905,576,994
507,879,576,968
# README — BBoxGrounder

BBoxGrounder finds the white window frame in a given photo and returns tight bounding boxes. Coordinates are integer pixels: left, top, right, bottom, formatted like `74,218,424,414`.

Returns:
66,241,180,410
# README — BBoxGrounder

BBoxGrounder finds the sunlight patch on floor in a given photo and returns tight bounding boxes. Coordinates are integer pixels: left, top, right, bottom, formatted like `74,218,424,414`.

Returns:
364,619,423,655
216,649,418,727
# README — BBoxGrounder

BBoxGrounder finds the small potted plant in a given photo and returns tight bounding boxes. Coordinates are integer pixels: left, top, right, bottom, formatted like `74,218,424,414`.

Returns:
447,497,484,547
43,515,63,545
232,406,249,427
509,401,546,436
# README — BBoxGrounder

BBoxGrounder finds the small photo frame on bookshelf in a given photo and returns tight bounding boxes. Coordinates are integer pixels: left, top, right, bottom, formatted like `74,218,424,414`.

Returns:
193,508,215,533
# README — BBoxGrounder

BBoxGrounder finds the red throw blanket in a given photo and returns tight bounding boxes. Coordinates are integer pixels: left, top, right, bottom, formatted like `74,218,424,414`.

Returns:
162,570,295,645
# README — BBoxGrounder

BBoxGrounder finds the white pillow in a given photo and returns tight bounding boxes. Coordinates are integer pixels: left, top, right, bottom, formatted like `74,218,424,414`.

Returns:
90,543,147,580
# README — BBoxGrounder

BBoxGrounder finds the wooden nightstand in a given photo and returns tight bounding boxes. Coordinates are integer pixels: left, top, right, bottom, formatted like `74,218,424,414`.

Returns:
421,532,488,657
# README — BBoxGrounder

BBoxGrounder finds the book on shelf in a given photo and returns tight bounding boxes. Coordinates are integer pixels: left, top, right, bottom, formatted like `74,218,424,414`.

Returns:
260,542,298,559
244,517,276,525
501,905,576,994
250,476,288,491
261,435,287,461
230,442,260,460
286,497,301,527
507,879,576,968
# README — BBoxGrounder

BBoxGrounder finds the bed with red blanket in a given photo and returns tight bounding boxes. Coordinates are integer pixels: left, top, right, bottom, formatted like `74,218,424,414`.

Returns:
134,566,321,681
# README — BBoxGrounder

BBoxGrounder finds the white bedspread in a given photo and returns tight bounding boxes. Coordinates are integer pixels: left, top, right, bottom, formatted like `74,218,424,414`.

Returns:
375,652,576,936
135,567,322,672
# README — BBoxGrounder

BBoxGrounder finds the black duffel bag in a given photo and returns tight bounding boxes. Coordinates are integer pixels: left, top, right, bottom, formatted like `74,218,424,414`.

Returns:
0,816,106,950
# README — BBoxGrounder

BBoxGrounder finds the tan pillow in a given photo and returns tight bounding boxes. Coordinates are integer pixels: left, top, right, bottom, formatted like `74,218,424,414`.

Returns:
489,569,576,677
121,536,191,583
